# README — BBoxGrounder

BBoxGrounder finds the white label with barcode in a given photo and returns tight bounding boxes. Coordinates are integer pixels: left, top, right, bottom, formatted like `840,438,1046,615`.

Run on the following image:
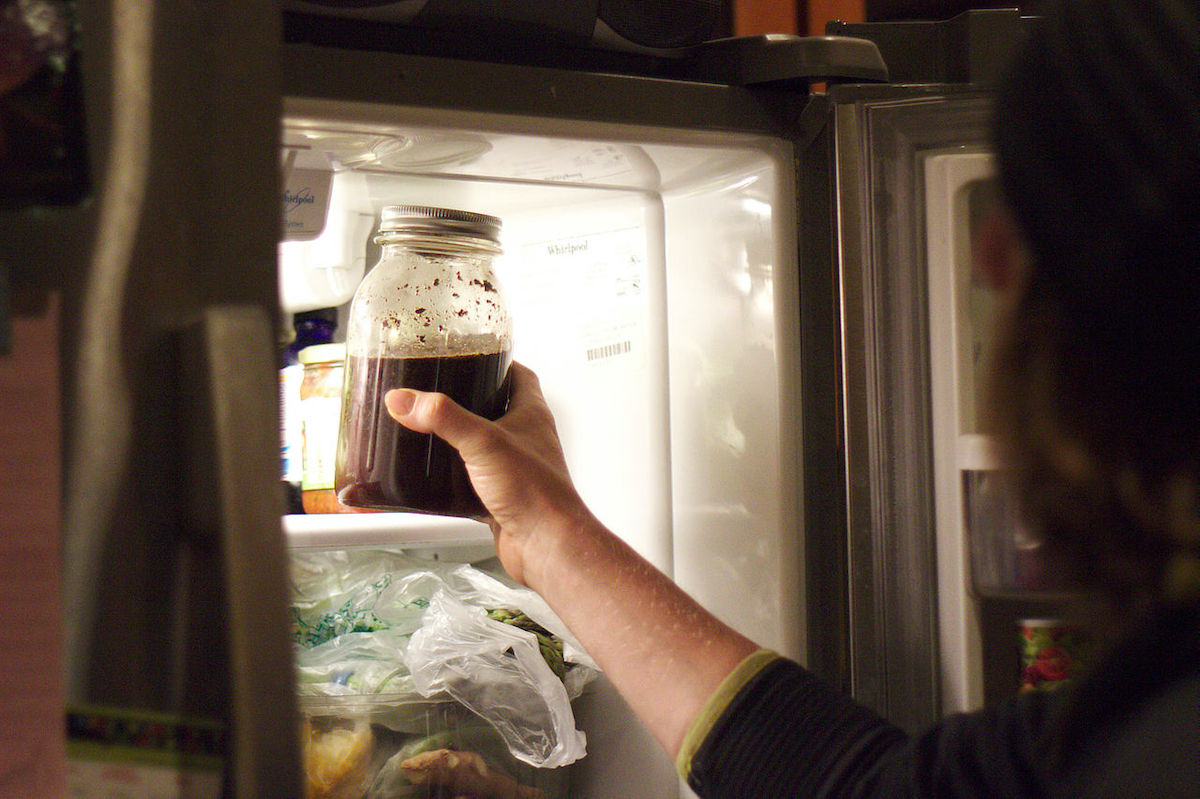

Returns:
512,227,647,369
587,340,632,361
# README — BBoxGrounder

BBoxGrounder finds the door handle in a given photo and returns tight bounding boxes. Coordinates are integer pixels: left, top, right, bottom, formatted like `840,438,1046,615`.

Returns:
180,304,302,798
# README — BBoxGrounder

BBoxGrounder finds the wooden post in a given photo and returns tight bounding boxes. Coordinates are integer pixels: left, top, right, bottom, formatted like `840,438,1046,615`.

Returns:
732,1,866,36
805,0,866,34
733,0,801,35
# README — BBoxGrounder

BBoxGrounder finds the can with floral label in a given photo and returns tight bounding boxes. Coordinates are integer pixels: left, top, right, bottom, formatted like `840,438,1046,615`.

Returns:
1018,618,1082,692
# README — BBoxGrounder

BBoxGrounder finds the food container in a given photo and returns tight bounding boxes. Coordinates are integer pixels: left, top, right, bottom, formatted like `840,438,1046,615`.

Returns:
335,205,513,517
302,701,570,799
1018,618,1084,692
964,469,1064,597
299,343,347,514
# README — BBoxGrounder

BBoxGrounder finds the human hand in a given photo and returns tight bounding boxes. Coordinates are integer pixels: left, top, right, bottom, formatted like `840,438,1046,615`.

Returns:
383,362,591,589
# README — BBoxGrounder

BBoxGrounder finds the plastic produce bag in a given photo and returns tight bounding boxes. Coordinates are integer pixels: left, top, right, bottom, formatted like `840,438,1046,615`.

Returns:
290,550,597,769
296,629,415,699
292,550,454,648
403,565,594,768
292,550,450,703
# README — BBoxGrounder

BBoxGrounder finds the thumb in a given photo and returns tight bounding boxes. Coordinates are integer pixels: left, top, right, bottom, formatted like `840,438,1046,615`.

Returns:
384,388,489,456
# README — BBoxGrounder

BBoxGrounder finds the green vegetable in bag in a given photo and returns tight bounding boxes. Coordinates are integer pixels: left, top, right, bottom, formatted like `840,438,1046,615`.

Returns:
486,609,567,681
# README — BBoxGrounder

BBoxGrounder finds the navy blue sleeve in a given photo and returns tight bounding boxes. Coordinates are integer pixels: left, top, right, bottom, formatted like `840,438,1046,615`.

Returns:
685,657,1056,798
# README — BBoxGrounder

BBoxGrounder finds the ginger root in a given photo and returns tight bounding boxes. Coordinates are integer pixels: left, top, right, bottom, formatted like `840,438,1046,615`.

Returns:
400,748,546,799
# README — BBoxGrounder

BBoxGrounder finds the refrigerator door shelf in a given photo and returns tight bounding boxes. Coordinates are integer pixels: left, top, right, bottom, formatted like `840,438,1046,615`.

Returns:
283,511,494,551
957,433,1000,471
926,150,997,714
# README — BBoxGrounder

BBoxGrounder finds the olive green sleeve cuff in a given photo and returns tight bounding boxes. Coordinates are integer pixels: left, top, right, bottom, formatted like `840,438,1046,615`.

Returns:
675,648,781,781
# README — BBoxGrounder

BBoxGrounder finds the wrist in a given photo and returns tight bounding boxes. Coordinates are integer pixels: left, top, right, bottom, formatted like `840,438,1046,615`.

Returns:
521,499,605,597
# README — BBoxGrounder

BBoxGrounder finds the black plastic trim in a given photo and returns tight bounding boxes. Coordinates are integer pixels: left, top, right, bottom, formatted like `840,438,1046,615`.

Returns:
827,8,1040,87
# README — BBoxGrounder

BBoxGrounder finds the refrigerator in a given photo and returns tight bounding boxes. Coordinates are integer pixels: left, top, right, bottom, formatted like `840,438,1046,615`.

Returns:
0,2,1043,796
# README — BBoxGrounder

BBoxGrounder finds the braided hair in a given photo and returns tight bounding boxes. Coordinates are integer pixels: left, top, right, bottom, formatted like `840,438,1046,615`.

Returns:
988,0,1200,626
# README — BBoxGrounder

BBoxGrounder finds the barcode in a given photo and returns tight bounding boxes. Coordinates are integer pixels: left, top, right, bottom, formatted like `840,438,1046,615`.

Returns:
586,341,632,361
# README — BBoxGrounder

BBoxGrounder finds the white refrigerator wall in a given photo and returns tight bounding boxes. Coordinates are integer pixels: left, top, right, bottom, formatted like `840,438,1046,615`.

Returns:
280,102,803,798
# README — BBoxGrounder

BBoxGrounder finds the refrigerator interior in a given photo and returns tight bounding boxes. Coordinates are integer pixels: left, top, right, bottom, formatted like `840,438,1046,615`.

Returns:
279,98,803,798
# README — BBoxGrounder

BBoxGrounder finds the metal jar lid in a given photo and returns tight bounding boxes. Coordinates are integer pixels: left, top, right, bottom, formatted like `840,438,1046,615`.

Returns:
378,205,501,242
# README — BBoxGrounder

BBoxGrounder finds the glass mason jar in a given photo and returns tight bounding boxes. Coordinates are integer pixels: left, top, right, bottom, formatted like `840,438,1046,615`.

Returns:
334,205,513,517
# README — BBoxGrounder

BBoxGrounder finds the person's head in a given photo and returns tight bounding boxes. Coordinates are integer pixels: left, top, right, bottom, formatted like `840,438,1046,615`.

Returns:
983,0,1200,626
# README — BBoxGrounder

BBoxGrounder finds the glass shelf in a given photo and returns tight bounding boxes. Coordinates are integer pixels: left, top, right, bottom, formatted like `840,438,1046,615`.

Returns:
283,512,494,550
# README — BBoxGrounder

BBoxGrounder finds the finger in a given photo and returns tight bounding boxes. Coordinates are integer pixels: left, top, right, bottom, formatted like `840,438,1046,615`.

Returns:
384,388,492,455
504,362,554,423
508,361,542,404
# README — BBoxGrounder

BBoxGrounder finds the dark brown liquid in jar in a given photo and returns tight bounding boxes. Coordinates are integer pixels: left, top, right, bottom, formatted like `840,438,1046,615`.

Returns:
335,351,512,517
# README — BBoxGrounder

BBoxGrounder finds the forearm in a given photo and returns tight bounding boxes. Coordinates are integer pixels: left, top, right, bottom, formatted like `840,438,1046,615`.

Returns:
523,510,759,759
382,370,760,757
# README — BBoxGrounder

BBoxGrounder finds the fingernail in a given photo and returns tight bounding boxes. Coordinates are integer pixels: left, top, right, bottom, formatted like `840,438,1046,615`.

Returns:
385,389,416,416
